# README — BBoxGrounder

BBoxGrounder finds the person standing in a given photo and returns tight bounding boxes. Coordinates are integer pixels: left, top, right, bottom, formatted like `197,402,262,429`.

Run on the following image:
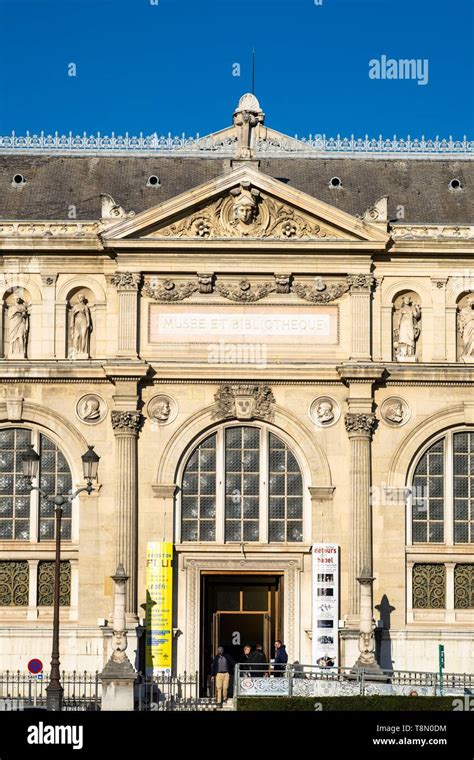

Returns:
250,644,267,677
211,646,235,707
240,644,252,677
274,640,288,676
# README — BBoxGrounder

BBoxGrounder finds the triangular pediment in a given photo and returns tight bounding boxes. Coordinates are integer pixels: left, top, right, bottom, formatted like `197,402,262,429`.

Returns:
102,165,389,246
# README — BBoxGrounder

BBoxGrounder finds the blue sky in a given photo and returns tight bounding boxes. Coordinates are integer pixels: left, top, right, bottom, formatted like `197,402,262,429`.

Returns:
0,0,473,139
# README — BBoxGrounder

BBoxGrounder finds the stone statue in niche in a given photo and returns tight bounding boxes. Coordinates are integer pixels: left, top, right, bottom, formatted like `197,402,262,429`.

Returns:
393,295,421,361
70,294,92,358
458,295,474,363
8,297,29,357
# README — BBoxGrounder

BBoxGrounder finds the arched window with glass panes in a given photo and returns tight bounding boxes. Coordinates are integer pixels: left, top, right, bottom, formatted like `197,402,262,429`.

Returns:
0,427,73,541
410,429,474,545
179,425,305,543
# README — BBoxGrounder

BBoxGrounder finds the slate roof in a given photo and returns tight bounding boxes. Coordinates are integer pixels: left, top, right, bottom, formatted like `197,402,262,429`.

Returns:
0,154,472,224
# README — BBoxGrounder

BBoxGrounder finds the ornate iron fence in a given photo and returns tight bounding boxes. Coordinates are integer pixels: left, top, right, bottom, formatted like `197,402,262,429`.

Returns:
0,671,101,711
0,131,472,158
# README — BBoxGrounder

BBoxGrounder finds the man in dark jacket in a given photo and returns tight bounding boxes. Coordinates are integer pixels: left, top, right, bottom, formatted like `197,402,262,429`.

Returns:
274,640,288,676
210,646,235,706
248,644,267,677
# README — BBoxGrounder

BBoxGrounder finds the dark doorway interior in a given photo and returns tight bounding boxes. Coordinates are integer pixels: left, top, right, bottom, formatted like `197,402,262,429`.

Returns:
200,573,282,694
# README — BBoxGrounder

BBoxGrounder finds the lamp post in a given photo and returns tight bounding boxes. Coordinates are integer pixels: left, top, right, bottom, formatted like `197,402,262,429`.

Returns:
22,444,100,711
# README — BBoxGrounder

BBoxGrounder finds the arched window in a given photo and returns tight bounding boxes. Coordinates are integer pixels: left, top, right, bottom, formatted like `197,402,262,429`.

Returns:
411,430,474,544
0,428,73,541
180,425,304,543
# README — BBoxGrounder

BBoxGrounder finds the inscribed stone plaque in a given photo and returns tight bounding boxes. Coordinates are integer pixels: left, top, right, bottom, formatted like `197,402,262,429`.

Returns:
149,304,338,344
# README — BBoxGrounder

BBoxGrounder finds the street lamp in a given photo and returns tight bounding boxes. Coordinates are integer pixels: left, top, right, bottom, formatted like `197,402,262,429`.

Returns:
22,444,100,711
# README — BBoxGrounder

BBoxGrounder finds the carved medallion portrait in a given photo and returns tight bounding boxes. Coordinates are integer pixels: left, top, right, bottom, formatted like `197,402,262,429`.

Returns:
380,397,410,427
147,394,178,425
309,397,340,428
76,394,107,425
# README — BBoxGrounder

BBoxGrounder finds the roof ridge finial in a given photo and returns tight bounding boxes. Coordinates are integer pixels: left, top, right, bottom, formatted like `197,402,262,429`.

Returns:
233,93,265,160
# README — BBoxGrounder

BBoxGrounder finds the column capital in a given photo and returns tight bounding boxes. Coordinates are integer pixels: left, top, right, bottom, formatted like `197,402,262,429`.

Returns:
347,274,375,293
111,410,142,434
111,272,142,291
344,412,377,438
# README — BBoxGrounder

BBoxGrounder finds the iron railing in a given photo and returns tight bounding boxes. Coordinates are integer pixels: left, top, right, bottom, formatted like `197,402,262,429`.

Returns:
0,131,472,158
0,671,101,711
135,672,201,711
234,662,474,698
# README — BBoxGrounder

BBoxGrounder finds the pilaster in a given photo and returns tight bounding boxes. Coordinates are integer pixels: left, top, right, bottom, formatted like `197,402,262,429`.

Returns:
111,272,142,357
347,275,375,361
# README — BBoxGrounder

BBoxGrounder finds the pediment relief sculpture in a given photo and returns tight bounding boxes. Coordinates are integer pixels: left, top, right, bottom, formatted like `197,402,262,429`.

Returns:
147,183,346,241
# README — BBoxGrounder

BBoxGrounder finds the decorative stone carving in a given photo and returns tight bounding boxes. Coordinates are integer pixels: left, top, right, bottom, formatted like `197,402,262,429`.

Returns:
151,184,343,241
309,397,340,427
458,295,474,363
344,413,377,437
215,279,276,302
292,278,349,303
197,272,214,294
8,297,29,357
0,221,102,238
380,397,410,426
274,273,292,294
142,278,198,302
347,274,375,292
111,272,142,291
70,294,92,358
110,410,142,434
147,395,178,425
393,295,421,361
100,193,134,220
76,394,107,425
213,383,275,421
360,196,388,223
233,93,265,159
392,225,474,240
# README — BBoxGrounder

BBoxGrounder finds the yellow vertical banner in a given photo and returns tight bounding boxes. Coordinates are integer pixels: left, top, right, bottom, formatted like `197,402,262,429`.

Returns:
145,541,173,675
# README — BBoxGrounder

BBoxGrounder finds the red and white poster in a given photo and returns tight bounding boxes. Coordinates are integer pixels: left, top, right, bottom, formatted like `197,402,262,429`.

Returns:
312,544,339,668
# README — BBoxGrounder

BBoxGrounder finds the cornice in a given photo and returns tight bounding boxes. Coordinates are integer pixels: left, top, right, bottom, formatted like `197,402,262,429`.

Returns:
337,364,386,384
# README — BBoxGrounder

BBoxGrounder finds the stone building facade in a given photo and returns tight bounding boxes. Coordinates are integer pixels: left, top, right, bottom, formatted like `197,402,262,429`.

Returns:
0,94,474,681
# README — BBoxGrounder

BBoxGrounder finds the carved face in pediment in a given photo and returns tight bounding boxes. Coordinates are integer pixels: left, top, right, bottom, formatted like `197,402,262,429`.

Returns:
232,193,257,225
148,183,346,241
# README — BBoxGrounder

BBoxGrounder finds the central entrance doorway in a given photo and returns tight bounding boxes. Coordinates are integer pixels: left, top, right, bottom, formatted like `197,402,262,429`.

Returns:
201,573,282,694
